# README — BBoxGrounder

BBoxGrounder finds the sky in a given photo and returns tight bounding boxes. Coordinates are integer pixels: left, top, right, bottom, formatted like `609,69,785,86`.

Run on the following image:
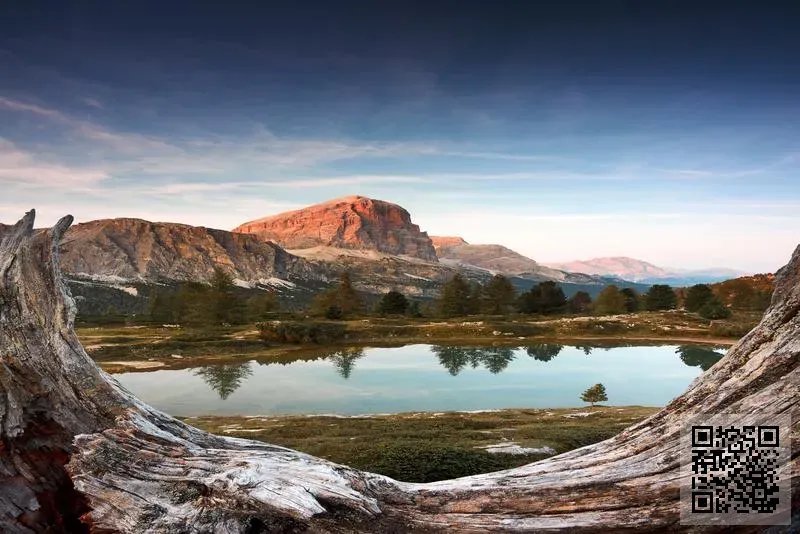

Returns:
1,1,798,272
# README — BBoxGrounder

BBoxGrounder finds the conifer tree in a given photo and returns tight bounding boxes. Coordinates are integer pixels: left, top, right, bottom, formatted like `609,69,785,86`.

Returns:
580,383,608,406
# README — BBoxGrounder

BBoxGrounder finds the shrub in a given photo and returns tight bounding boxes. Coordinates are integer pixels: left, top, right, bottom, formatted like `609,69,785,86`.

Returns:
257,321,347,344
349,443,535,482
698,297,732,320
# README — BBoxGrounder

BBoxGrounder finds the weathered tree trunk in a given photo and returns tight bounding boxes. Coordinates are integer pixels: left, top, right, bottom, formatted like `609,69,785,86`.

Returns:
0,211,797,533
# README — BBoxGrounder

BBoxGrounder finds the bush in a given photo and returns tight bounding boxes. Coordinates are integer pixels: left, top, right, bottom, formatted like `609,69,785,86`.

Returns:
698,297,732,320
257,321,347,344
324,306,344,320
349,443,535,482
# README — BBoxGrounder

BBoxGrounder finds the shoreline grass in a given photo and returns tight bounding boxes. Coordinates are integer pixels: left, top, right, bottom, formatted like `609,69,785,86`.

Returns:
185,406,659,482
78,310,747,373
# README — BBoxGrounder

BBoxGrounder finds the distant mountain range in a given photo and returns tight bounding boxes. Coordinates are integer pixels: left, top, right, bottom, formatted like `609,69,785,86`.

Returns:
543,256,749,286
8,195,749,316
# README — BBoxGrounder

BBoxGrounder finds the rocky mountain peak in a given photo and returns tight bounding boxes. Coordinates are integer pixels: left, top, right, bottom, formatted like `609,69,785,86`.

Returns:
430,236,469,250
234,196,438,262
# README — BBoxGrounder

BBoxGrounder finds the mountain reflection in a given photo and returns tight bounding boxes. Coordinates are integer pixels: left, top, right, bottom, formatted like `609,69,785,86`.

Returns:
676,345,726,371
525,344,564,362
193,362,253,400
430,345,516,375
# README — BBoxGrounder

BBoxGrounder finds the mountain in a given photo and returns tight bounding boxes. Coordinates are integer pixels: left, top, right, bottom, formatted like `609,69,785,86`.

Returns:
544,256,748,286
430,236,612,285
233,195,438,262
23,196,657,317
544,257,672,280
60,218,318,285
54,217,486,316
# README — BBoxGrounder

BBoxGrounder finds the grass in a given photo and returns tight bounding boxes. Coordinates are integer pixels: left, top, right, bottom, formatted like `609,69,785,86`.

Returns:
77,309,754,373
186,406,658,482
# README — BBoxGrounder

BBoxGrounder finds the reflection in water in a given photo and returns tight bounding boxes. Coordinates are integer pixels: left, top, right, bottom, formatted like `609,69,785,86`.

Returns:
328,347,366,379
193,362,253,399
190,344,724,400
430,346,516,375
117,343,718,415
525,344,564,362
676,345,725,371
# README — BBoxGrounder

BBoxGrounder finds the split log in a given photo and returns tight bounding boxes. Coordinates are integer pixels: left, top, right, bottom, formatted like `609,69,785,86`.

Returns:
0,210,797,533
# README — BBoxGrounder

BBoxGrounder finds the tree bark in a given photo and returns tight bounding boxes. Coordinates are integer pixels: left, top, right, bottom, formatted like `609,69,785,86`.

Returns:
0,211,797,533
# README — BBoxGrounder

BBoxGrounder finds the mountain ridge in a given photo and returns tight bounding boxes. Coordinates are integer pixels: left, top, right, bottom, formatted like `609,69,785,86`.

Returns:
544,256,747,285
233,195,438,262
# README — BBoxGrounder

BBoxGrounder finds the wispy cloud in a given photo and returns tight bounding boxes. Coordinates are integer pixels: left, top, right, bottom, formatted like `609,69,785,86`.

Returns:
82,97,104,109
0,96,448,174
0,138,108,187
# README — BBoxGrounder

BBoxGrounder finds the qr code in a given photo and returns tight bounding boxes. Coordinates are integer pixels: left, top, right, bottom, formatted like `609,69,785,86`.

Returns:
680,413,791,526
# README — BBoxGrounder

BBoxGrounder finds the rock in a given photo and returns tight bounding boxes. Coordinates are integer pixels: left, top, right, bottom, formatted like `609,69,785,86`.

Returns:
430,236,469,249
234,195,438,261
431,235,606,283
1,212,799,532
59,217,315,283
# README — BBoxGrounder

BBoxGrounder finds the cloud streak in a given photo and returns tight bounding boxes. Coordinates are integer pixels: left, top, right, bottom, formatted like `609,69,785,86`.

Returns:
0,138,108,187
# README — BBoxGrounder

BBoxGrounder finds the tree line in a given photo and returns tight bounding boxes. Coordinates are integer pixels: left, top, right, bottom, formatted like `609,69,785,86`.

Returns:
428,273,734,320
148,267,276,326
146,267,756,326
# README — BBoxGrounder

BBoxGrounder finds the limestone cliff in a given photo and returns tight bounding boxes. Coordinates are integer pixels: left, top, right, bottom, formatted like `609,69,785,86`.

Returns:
234,196,438,262
59,218,315,283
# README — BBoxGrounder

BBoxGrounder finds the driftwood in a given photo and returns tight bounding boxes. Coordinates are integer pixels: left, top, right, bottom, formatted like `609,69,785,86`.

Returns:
0,210,797,533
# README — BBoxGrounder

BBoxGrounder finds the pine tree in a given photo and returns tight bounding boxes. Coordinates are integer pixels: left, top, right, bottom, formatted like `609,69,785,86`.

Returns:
567,291,592,314
517,281,566,315
621,288,640,312
593,285,627,315
481,274,517,314
645,284,678,311
580,383,608,406
310,271,365,319
684,284,714,312
378,290,409,315
435,273,472,318
698,296,732,319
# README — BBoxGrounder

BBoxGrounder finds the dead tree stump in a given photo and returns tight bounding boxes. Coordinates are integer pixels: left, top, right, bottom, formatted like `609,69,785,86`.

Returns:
1,211,797,533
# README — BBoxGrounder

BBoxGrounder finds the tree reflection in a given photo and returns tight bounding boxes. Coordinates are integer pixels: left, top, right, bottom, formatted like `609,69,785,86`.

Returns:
575,345,593,356
328,347,366,379
676,345,725,371
480,347,516,374
525,344,564,362
193,362,253,400
432,346,472,376
431,346,516,375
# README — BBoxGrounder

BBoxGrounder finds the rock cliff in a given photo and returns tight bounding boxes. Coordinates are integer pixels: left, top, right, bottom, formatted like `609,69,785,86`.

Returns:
234,196,438,262
58,218,315,283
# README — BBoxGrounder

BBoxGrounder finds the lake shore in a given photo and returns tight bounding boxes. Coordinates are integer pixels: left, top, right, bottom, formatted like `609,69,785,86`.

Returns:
79,310,752,372
185,406,660,482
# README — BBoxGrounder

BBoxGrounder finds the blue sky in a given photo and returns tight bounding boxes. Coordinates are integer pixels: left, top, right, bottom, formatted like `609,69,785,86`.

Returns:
1,1,798,272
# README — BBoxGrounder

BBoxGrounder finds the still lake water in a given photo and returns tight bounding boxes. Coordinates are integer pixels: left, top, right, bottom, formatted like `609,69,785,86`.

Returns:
113,343,725,416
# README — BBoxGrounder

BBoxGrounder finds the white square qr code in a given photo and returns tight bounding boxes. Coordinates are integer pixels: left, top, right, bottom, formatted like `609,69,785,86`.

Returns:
680,412,792,526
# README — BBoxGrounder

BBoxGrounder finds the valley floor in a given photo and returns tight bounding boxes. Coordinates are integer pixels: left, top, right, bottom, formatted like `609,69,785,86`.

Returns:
185,406,659,483
78,310,758,372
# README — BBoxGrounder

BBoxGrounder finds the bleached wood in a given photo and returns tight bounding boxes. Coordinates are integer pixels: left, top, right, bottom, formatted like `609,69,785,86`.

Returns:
0,211,797,533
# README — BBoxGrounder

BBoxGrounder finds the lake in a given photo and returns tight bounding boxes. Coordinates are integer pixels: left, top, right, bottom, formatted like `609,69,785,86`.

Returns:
112,343,725,416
